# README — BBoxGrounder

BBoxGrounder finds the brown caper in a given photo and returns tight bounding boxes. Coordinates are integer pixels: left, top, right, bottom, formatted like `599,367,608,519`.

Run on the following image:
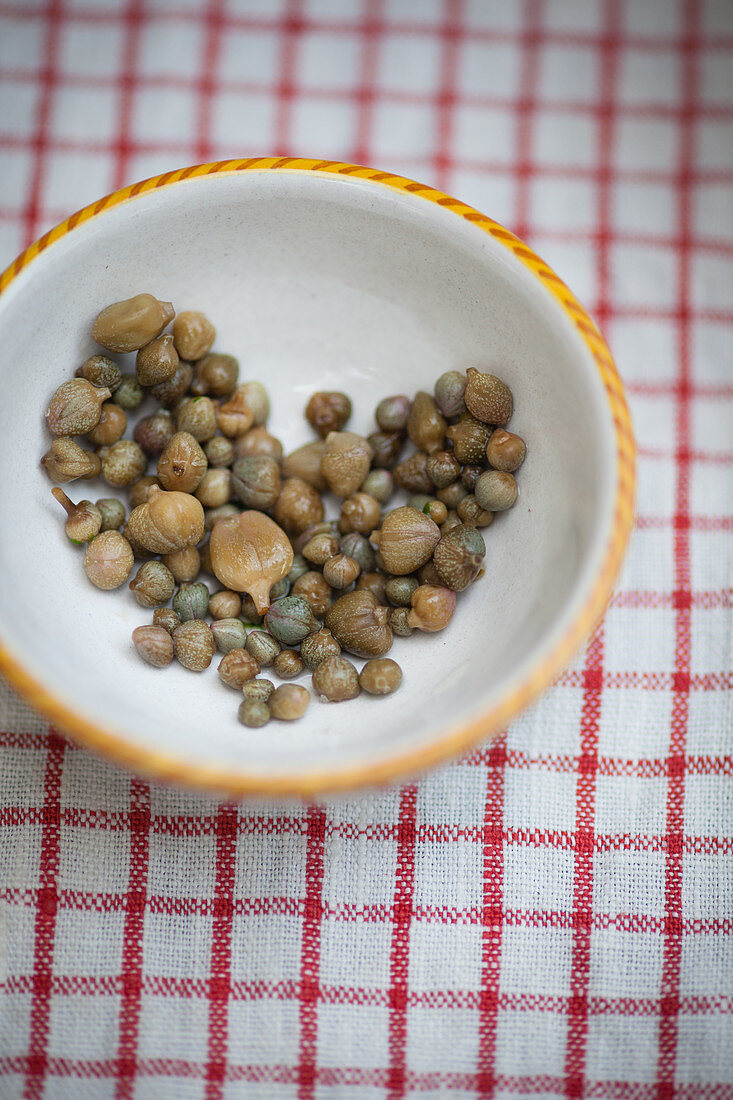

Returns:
356,572,388,605
238,700,270,728
393,451,433,493
339,492,381,536
390,606,414,637
486,428,526,473
172,619,215,671
321,431,373,497
375,394,410,433
134,411,176,457
84,530,134,589
129,560,176,607
324,590,393,658
361,469,393,504
367,431,404,469
136,333,179,386
245,631,281,666
312,655,360,702
370,507,440,575
92,293,174,353
407,584,456,632
426,450,460,489
233,426,283,462
464,368,513,425
46,378,110,436
322,554,360,589
172,310,215,361
102,440,147,488
232,455,281,510
191,353,238,397
457,494,494,527
211,618,247,653
474,470,518,512
384,575,419,607
195,468,233,508
305,391,352,438
217,389,254,438
300,628,341,670
273,649,304,680
269,683,310,721
128,476,159,510
218,649,260,689
157,432,207,493
407,391,446,454
176,396,218,442
51,488,102,544
81,354,122,392
162,546,201,584
437,481,468,509
302,532,341,566
291,571,333,619
87,402,127,447
96,497,126,531
151,361,194,407
132,625,174,669
446,416,493,464
273,477,324,537
205,435,235,468
241,678,275,704
461,465,483,491
153,607,181,635
282,441,328,492
42,438,101,482
433,524,486,591
359,658,402,696
209,589,242,620
114,373,145,411
434,370,467,418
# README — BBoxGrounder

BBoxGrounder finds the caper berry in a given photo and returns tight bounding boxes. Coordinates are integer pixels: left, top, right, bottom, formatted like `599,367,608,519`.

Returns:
300,628,341,671
474,470,518,512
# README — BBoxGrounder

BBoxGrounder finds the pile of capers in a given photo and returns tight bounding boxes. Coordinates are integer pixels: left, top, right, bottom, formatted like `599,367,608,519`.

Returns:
42,292,525,730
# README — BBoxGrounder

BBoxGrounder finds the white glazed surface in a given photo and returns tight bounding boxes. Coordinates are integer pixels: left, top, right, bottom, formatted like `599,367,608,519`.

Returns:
0,170,616,782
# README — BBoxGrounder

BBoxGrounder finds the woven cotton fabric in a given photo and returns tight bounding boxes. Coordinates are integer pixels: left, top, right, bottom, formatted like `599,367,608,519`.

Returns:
1,1,732,1097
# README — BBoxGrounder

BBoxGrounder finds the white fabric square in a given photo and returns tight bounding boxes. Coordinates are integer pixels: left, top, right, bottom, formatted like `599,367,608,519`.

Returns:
377,31,442,94
416,761,487,830
597,685,673,760
692,394,733,454
594,775,668,837
143,908,213,979
615,116,678,171
0,745,44,809
701,53,733,105
449,171,516,228
544,0,603,31
59,21,124,78
126,149,185,182
319,916,393,987
133,1082,204,1100
603,605,677,675
692,253,733,311
679,920,733,992
406,1005,479,1072
503,766,577,833
703,0,733,33
529,176,596,232
132,85,198,142
322,833,397,907
227,996,301,1064
616,527,676,594
456,41,522,99
0,150,33,209
297,30,362,90
57,823,129,894
633,470,675,524
494,1009,568,1077
4,905,37,977
304,0,365,18
0,80,41,138
384,0,443,24
235,828,307,899
0,17,42,68
694,182,733,242
608,316,678,383
319,1001,390,1068
503,845,576,912
453,104,517,164
618,48,681,105
690,461,731,520
697,120,733,170
534,109,598,168
137,993,210,1062
463,0,523,31
33,1082,116,1100
589,928,664,997
218,27,281,84
611,241,677,310
408,921,482,992
48,991,120,1059
53,907,126,975
51,85,118,141
413,839,483,910
147,831,216,899
500,925,573,995
593,849,667,918
0,223,23,269
624,0,681,34
684,774,732,838
231,912,304,982
60,750,131,814
509,681,584,760
627,392,678,451
289,97,360,158
689,529,733,591
691,319,733,384
676,1015,733,1084
686,687,733,756
613,180,676,236
538,44,598,101
138,16,202,78
371,99,436,158
585,1012,660,1083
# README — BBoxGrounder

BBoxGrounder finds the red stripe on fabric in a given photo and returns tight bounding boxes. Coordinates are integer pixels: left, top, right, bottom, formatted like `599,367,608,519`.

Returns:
21,0,62,248
113,778,150,1100
22,732,65,1100
194,0,225,163
513,0,543,242
656,3,698,1093
273,0,304,156
296,805,326,1100
204,803,238,1100
386,785,418,1100
433,0,463,192
477,734,508,1098
112,0,144,190
350,0,383,166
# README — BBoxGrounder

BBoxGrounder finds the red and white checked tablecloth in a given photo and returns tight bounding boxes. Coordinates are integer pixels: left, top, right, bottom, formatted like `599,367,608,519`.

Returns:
1,1,732,1097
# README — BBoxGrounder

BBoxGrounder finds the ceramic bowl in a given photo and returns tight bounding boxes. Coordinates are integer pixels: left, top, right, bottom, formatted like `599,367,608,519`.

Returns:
0,159,634,797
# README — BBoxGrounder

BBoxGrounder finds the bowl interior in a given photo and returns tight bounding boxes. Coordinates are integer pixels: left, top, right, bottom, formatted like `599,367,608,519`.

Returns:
0,169,616,789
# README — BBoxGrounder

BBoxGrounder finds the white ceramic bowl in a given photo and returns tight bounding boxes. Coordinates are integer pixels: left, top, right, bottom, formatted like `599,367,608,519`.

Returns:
0,159,634,796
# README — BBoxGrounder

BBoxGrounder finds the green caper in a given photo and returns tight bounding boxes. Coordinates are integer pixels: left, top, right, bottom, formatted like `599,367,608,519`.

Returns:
173,582,210,621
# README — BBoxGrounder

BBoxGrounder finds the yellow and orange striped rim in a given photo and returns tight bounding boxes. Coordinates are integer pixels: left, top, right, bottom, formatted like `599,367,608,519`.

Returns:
0,158,635,797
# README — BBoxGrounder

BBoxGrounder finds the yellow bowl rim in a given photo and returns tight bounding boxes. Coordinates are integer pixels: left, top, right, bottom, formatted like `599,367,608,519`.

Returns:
0,157,635,798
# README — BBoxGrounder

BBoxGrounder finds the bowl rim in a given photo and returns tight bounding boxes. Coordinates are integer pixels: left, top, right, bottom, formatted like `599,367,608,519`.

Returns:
0,157,635,797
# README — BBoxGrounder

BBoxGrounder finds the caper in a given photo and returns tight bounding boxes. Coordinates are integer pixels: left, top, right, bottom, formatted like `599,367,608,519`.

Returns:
359,658,402,696
384,575,419,607
172,620,214,672
273,649,304,679
173,582,210,621
245,630,281,666
300,628,341,671
305,391,351,438
241,678,275,704
367,431,404,469
375,394,410,433
474,470,518,512
312,655,360,702
238,699,270,728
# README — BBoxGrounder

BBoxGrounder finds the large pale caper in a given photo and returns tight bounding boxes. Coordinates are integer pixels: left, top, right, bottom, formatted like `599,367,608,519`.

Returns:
370,506,441,575
324,590,393,658
464,368,513,425
126,485,205,554
321,431,373,497
209,510,293,613
92,293,174,353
